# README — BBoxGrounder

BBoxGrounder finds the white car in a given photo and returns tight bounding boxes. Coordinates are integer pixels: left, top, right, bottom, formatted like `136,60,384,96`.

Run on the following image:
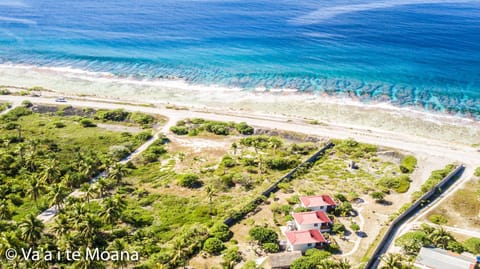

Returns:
55,97,67,102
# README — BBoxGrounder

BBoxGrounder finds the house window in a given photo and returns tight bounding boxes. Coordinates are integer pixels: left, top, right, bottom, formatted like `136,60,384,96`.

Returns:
307,243,312,247
314,223,318,227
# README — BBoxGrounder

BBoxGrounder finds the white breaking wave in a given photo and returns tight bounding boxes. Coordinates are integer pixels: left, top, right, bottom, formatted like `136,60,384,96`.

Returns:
291,0,479,25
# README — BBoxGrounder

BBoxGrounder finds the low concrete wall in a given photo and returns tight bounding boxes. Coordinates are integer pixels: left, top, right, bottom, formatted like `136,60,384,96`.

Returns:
365,164,465,269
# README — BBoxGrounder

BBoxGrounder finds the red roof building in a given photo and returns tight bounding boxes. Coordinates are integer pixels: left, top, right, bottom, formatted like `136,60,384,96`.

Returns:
299,195,336,212
292,211,331,225
285,230,327,252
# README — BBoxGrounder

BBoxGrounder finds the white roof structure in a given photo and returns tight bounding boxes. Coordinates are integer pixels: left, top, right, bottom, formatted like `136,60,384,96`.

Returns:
414,247,477,269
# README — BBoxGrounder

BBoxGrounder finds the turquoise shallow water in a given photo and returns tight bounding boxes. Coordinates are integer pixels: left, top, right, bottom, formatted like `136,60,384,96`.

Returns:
0,0,479,117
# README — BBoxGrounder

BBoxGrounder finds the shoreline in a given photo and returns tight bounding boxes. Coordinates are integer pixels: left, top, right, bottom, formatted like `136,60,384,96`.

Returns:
0,64,479,145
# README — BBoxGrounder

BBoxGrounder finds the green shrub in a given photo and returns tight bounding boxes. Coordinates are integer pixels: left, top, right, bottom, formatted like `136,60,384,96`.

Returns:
80,118,96,127
419,164,456,194
54,121,66,128
378,175,411,193
350,222,360,232
428,214,448,225
177,174,203,188
129,112,155,125
21,100,33,108
135,131,153,142
222,247,241,267
463,237,480,254
249,226,278,244
332,223,346,234
400,155,417,173
475,167,480,177
263,242,280,253
0,89,11,95
266,157,300,170
210,223,232,242
121,208,154,227
96,109,129,122
221,156,236,168
203,237,225,255
241,261,257,269
170,126,188,135
235,122,254,135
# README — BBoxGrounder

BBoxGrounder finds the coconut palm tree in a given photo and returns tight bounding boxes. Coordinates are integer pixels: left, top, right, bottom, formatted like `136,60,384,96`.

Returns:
49,184,68,211
108,163,129,186
19,214,44,247
40,159,60,184
99,195,126,231
25,174,45,206
430,227,453,249
205,185,216,214
80,183,96,209
0,199,12,220
108,239,128,269
380,253,404,269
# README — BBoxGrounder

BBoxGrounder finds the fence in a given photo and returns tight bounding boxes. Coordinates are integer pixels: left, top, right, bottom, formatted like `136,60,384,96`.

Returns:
364,164,465,269
223,141,334,226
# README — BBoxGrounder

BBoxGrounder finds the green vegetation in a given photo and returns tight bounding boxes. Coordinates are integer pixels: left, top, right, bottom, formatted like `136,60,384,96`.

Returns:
292,139,410,197
400,155,417,173
463,237,480,254
412,163,456,200
428,214,448,225
249,226,278,244
291,249,351,269
94,109,156,127
203,237,225,255
177,173,203,188
475,167,480,177
170,118,254,136
395,224,464,255
0,102,10,112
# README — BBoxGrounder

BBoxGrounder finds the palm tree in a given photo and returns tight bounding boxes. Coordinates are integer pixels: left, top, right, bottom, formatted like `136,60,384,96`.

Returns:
52,215,70,237
99,195,126,231
231,142,238,155
109,239,128,269
19,214,44,247
96,178,112,198
380,253,404,269
61,173,76,189
335,258,352,269
25,174,45,206
49,184,68,211
80,183,96,208
430,227,453,249
40,159,60,184
108,163,129,186
0,199,12,220
268,137,282,155
205,185,216,214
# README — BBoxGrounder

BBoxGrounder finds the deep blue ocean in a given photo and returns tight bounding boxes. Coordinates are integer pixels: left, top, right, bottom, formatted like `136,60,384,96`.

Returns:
1,0,480,117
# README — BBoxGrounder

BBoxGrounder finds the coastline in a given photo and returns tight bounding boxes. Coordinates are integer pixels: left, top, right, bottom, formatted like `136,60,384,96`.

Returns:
0,64,479,145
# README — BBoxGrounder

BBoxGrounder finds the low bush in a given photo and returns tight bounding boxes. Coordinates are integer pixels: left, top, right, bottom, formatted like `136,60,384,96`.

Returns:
263,242,280,253
203,237,225,255
249,226,278,244
463,237,480,254
400,155,418,173
177,174,203,188
80,118,96,127
428,214,448,225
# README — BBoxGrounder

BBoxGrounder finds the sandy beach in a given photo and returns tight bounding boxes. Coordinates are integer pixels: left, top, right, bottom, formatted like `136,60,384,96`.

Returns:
0,64,480,148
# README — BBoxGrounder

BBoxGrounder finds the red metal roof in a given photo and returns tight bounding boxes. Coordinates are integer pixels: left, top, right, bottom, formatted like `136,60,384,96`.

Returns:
285,229,327,245
292,211,332,225
300,195,336,208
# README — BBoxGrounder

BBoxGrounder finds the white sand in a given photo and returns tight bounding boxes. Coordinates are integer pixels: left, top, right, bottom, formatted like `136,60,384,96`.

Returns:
0,64,479,146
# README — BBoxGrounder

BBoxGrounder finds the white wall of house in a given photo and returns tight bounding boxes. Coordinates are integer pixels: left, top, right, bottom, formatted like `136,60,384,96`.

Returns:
300,202,327,212
287,242,313,253
294,219,331,232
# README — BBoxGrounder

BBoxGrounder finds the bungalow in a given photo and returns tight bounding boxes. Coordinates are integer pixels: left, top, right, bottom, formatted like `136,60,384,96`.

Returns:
414,247,477,269
285,229,328,253
299,195,337,212
292,211,332,232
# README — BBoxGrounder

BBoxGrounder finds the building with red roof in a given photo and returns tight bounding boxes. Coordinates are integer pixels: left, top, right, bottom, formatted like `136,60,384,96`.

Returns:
285,229,327,252
292,211,332,232
299,195,337,212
